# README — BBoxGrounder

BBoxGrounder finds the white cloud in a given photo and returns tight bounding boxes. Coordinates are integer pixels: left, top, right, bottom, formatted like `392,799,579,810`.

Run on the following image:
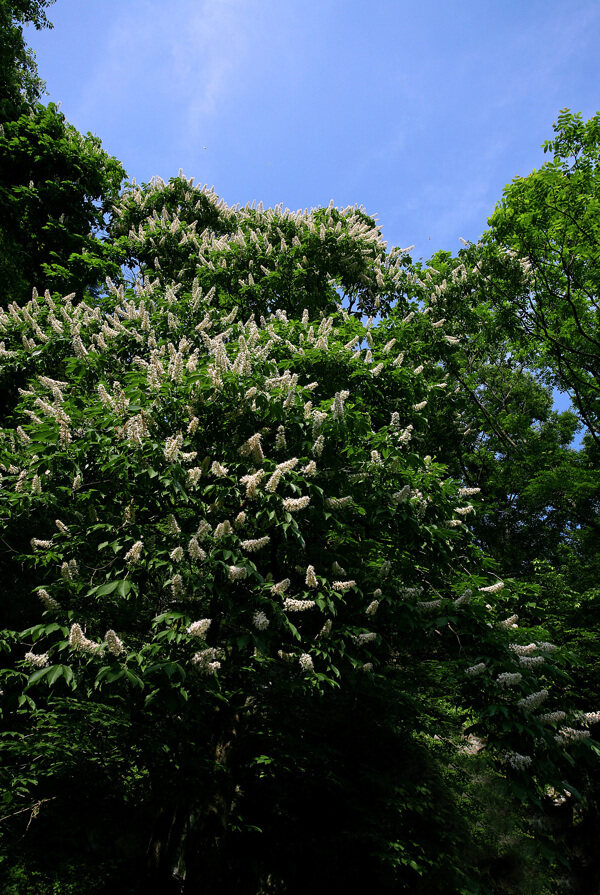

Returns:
77,0,256,141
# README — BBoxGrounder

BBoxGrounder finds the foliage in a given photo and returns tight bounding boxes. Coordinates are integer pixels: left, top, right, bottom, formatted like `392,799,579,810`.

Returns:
0,103,126,307
0,0,55,118
485,109,600,448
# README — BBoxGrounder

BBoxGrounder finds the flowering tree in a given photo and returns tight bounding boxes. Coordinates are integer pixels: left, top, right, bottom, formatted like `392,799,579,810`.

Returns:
0,179,595,892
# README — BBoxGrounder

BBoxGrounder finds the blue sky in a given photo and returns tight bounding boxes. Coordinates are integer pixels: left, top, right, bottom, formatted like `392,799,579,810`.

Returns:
27,0,600,261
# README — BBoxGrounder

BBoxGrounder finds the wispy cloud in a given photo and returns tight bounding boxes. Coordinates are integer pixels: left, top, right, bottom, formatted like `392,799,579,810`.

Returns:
77,0,255,149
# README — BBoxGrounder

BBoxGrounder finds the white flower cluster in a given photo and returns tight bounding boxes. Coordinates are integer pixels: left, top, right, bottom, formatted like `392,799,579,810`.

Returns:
240,536,270,552
497,672,522,687
253,610,269,631
458,487,480,497
509,643,537,656
283,496,310,512
69,623,100,653
555,727,591,745
299,653,314,672
164,433,183,462
125,540,143,564
240,469,265,498
365,600,379,616
186,619,211,638
332,580,356,592
170,546,184,562
506,752,532,770
465,662,486,677
37,588,60,610
214,520,232,539
105,630,125,656
283,598,315,612
188,537,206,561
228,565,247,582
497,614,518,629
538,711,567,725
519,655,545,667
192,647,221,674
24,651,49,667
417,600,442,613
271,578,290,596
454,589,472,607
517,690,548,712
479,581,504,594
354,632,377,645
326,496,352,509
305,565,318,588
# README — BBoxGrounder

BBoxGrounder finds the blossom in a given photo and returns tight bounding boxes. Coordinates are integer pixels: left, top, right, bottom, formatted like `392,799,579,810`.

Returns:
188,467,202,486
538,711,567,725
454,589,472,607
555,727,590,744
125,541,143,564
354,632,377,645
301,460,317,477
465,662,486,676
509,643,537,656
299,653,314,672
170,546,184,562
365,600,379,616
239,433,264,463
275,426,287,450
37,588,59,610
186,619,211,638
192,647,221,674
240,469,265,498
171,573,184,598
240,536,270,552
479,581,504,594
271,578,290,595
284,598,315,612
214,520,232,539
496,672,522,686
234,511,246,529
105,630,125,656
506,752,532,770
318,619,332,638
455,505,474,516
167,515,181,535
332,580,356,592
211,460,229,477
518,690,548,712
253,610,269,631
458,486,480,497
188,537,206,561
164,434,183,462
325,497,353,513
417,599,442,612
519,655,545,667
413,400,427,411
228,565,247,582
392,485,410,503
497,614,518,630
24,651,49,668
283,496,310,512
311,434,325,458
305,565,318,588
30,538,53,551
69,623,99,653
